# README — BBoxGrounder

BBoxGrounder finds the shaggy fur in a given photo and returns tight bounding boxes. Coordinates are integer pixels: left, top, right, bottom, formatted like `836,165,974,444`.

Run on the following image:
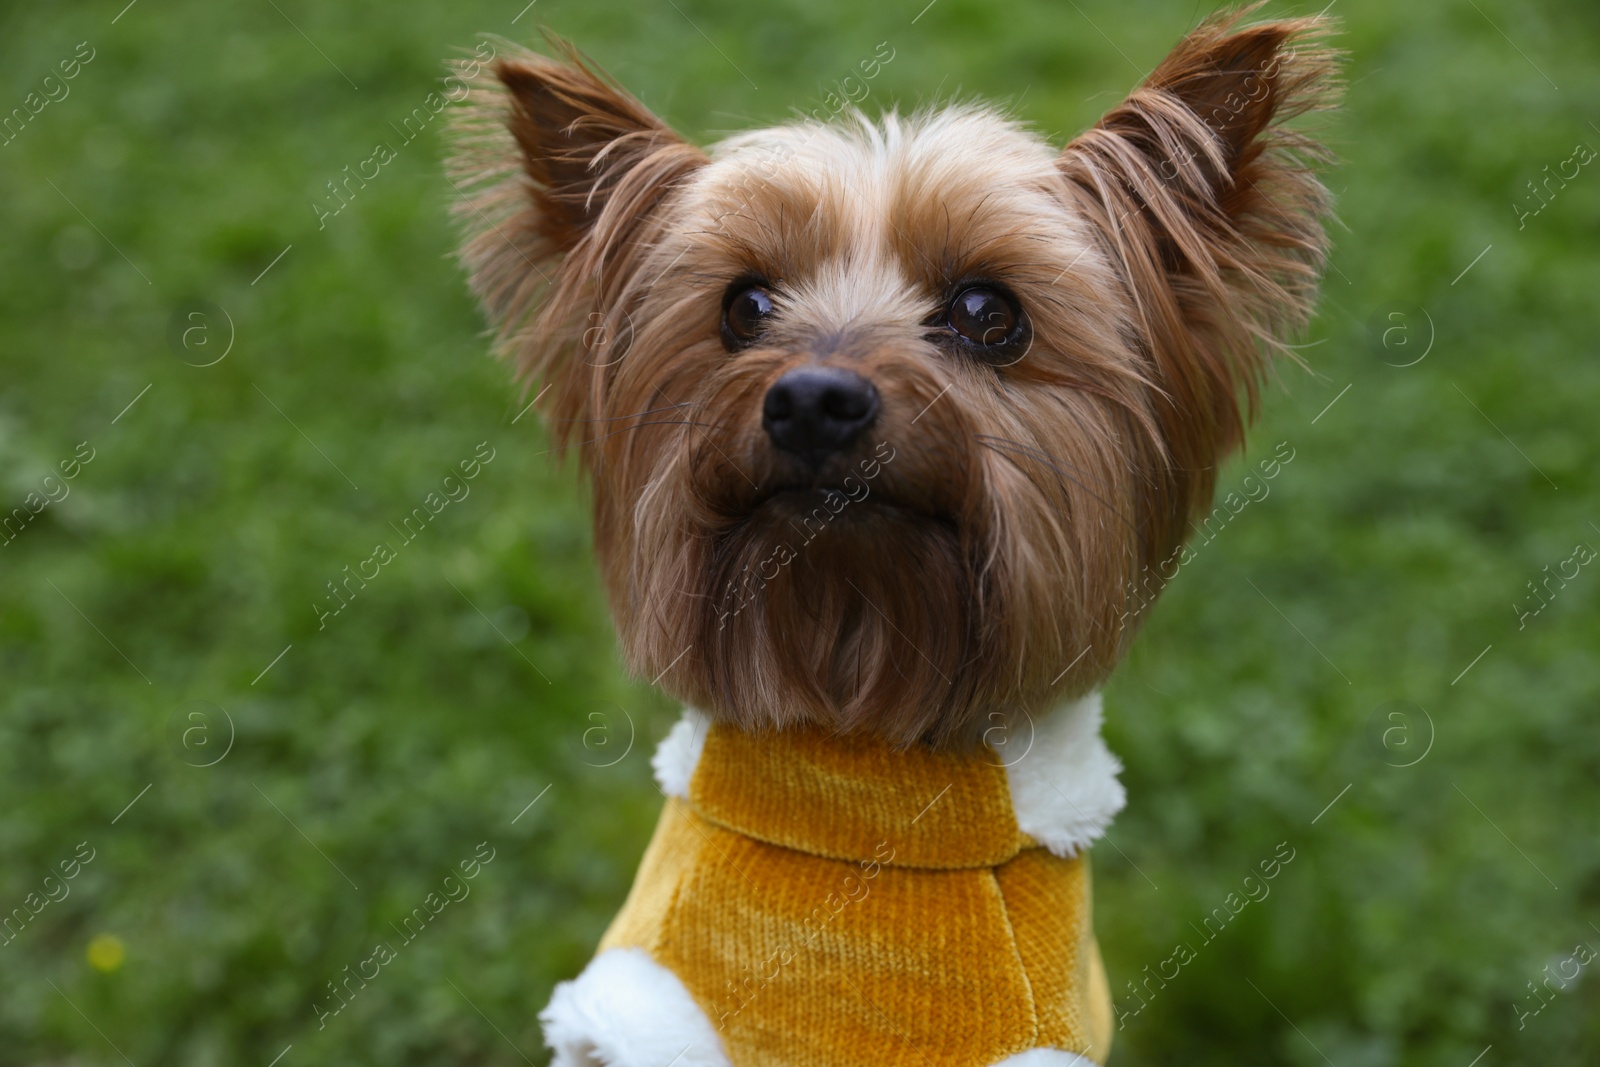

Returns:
447,5,1339,748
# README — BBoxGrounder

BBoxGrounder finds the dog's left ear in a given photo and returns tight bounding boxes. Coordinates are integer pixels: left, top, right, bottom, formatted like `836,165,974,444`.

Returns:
448,38,706,440
1058,5,1339,556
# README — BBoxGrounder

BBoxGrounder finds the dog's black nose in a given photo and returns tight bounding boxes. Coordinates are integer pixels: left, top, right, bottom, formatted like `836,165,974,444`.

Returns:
762,366,880,464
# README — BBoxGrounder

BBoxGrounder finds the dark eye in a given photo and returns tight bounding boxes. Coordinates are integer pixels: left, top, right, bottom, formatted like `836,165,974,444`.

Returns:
946,287,1021,346
722,283,775,349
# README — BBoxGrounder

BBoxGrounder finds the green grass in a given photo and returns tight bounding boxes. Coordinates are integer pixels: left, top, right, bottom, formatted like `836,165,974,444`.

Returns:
3,0,1598,1063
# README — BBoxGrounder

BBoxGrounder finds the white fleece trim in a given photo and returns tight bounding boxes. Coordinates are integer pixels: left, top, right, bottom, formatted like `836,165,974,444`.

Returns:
540,947,732,1067
990,1050,1098,1066
1004,691,1126,858
651,708,711,799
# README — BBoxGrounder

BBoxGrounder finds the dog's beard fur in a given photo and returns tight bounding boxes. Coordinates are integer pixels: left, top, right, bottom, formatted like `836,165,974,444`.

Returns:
448,4,1339,747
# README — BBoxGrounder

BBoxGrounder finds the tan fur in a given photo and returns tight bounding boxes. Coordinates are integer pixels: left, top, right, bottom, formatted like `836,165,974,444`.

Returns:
447,7,1340,748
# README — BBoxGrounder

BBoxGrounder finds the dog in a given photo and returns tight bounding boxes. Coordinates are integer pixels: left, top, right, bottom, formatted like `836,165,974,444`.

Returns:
447,5,1337,1063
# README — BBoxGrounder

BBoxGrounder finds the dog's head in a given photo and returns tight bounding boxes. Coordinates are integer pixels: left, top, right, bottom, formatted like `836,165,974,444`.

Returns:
449,7,1338,746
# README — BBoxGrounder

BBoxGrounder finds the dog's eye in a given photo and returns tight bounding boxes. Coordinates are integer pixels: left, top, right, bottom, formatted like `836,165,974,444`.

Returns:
947,287,1020,346
722,285,775,349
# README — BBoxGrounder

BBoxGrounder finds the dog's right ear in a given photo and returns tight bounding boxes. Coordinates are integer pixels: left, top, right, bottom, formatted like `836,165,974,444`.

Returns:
447,39,705,436
1055,7,1337,570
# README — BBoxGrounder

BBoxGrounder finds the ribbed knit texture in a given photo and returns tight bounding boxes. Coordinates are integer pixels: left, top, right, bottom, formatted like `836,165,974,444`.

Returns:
598,722,1113,1066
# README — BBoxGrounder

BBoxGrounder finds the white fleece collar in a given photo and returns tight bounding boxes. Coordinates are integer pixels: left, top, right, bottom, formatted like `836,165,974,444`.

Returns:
650,693,1124,860
1001,691,1126,858
650,709,711,800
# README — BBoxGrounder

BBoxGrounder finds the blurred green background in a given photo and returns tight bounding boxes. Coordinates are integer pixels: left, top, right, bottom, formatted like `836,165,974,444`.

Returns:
3,0,1598,1063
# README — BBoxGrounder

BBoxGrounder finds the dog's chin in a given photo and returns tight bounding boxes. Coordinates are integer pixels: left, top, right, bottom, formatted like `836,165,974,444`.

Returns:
748,485,929,526
718,483,961,597
692,488,983,747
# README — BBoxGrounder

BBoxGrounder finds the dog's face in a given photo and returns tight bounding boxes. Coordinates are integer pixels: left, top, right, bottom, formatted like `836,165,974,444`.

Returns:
450,9,1337,746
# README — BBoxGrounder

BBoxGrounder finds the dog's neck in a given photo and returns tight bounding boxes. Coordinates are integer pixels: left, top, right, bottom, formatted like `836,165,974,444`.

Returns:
652,694,1126,861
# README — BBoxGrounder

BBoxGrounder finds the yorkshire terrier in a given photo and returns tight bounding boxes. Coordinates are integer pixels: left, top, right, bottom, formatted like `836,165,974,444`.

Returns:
448,6,1337,1064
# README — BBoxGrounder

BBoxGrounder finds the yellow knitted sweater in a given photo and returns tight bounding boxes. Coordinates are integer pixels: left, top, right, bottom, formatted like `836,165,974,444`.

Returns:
596,717,1115,1066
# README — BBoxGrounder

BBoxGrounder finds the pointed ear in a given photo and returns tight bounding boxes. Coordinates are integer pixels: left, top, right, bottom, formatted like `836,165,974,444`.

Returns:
1058,7,1339,543
447,38,705,431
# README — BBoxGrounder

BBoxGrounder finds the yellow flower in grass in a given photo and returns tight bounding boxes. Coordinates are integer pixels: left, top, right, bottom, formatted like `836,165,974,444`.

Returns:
87,934,124,973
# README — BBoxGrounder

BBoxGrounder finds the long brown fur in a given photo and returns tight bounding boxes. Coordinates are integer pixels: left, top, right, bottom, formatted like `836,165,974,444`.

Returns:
447,6,1340,748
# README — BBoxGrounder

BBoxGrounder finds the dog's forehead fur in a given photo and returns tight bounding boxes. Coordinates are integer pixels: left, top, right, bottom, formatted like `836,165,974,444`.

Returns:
673,110,1108,332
